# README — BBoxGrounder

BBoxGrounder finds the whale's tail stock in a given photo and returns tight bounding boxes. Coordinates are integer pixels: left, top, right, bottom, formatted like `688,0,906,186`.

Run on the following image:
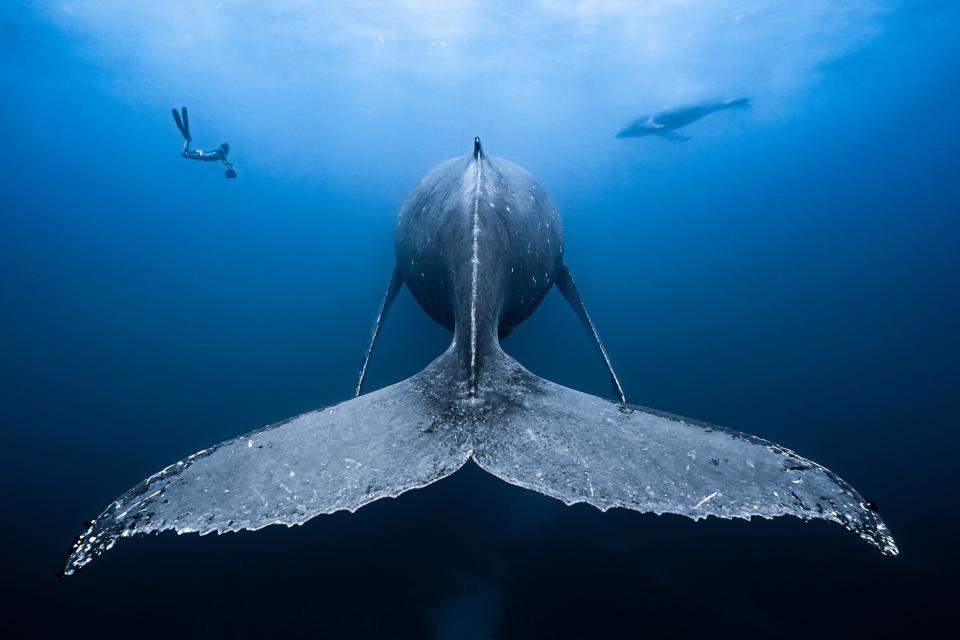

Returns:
62,340,897,576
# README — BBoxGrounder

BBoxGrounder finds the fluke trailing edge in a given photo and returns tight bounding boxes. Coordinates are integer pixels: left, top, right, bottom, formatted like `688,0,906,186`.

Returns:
62,138,897,576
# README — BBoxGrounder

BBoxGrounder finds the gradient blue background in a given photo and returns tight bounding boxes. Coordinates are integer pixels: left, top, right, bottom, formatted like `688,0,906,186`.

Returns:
1,1,957,637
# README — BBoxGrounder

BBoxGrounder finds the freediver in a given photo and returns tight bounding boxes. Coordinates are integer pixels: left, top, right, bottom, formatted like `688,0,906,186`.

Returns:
172,106,237,179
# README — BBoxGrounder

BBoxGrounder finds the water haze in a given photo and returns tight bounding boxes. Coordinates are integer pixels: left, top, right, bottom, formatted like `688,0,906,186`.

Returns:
1,1,958,637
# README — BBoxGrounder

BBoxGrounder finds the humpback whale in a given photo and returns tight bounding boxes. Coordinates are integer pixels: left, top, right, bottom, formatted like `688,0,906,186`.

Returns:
616,98,751,141
62,137,897,576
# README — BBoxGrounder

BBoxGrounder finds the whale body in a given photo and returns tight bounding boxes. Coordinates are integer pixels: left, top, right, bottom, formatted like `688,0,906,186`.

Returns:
617,98,751,141
62,138,896,576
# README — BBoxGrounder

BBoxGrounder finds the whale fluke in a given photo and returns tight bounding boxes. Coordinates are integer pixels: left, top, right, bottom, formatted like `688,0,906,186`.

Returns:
63,343,897,576
62,354,474,577
474,349,897,557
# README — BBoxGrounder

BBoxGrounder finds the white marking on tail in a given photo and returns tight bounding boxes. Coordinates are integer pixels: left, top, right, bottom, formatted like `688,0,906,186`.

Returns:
469,159,483,396
694,491,719,509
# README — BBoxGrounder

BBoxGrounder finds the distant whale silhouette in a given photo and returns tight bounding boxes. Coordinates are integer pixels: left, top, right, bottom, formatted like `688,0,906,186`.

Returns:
62,137,896,576
616,98,751,141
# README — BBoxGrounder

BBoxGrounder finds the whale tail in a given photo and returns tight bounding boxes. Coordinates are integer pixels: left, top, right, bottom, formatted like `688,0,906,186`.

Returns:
473,348,896,557
63,338,897,575
61,347,475,576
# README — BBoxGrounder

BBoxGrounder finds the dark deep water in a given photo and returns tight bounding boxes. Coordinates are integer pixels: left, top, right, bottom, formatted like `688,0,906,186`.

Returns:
1,1,958,638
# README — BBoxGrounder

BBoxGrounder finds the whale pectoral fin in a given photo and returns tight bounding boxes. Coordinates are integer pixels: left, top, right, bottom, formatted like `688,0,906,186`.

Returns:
62,369,472,577
473,359,898,556
355,266,404,397
554,263,625,403
655,129,690,141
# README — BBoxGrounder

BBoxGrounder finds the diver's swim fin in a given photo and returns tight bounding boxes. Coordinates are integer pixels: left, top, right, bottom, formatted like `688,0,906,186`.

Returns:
554,263,625,403
172,106,191,141
171,108,184,136
355,266,404,397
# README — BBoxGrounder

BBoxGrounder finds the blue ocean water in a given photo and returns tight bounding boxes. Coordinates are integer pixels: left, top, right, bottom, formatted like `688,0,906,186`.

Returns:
1,1,958,637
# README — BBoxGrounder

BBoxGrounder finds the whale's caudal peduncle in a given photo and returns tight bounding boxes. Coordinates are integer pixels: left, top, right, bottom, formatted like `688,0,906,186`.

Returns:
391,137,570,398
62,138,897,577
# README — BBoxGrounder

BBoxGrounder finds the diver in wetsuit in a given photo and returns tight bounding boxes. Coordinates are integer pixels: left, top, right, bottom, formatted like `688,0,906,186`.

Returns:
172,107,237,179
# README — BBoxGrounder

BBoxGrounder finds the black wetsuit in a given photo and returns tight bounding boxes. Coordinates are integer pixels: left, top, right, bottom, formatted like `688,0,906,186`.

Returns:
172,107,236,178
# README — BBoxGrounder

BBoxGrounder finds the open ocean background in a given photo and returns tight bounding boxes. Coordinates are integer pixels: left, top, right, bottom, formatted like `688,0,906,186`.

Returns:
1,1,958,637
